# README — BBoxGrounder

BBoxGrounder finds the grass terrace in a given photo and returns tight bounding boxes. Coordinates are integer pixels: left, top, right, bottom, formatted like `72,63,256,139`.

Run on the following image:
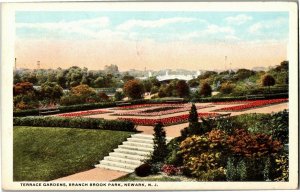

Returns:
13,126,133,181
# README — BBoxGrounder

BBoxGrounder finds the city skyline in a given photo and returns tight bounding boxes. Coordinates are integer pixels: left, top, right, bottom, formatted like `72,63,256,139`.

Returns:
15,11,289,71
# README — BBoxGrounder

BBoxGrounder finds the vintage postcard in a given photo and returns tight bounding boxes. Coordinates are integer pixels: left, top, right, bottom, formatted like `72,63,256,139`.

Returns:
1,1,299,190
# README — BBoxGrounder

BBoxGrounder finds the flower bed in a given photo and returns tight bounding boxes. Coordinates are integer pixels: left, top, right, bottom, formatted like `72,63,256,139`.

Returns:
212,100,250,105
115,103,184,110
216,98,288,112
118,112,220,126
56,109,110,117
114,105,212,117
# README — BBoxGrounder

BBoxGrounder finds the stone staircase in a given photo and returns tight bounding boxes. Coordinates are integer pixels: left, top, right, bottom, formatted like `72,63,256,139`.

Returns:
95,134,172,173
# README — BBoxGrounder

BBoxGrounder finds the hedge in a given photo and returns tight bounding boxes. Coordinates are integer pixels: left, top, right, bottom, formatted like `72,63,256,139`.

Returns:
13,116,137,132
14,102,117,117
13,93,288,117
191,93,288,103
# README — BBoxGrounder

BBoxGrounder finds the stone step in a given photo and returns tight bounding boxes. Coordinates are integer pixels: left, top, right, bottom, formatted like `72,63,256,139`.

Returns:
127,137,154,144
104,156,142,165
95,164,134,173
122,141,154,148
131,134,173,142
119,144,153,152
114,148,150,156
109,152,147,161
100,159,138,170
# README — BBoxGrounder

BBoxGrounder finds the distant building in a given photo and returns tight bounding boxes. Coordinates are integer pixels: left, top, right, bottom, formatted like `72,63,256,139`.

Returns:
137,70,201,82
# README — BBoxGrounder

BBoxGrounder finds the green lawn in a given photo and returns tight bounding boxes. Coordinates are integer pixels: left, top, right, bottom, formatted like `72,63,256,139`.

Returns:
13,126,133,181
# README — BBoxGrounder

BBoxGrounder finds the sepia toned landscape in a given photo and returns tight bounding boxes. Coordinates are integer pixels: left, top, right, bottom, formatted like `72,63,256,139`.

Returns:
13,11,289,183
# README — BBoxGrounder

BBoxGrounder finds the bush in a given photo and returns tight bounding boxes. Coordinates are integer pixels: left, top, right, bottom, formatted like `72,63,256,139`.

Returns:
13,116,136,132
165,138,183,166
161,164,181,176
179,130,228,179
270,110,289,144
123,79,145,100
199,82,212,97
220,83,235,94
150,122,168,163
227,129,282,158
135,163,152,177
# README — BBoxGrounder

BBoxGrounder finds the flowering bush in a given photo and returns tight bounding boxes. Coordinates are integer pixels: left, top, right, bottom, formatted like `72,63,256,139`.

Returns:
226,129,282,158
161,164,181,176
216,98,288,112
118,112,220,126
179,130,228,179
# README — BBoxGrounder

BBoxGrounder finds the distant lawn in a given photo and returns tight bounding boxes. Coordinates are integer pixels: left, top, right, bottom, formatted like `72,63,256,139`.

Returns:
14,126,133,181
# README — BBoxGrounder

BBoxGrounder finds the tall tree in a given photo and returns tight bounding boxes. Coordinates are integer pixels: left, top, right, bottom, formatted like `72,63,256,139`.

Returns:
151,122,168,163
261,74,276,93
40,82,63,102
176,80,190,98
188,103,200,134
200,82,212,97
123,79,145,100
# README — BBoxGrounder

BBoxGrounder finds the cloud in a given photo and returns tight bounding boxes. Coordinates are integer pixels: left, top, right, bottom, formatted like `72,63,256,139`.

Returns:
117,17,197,30
248,17,288,34
225,14,252,25
204,24,235,35
17,17,110,38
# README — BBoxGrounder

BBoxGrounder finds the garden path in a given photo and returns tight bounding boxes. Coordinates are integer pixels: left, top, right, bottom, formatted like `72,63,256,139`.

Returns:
52,167,128,181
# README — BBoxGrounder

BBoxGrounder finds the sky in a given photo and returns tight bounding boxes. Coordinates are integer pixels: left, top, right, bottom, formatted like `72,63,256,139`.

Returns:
15,11,289,71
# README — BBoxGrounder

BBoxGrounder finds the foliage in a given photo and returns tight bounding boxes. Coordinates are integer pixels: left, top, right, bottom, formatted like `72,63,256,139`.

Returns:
187,103,200,134
71,84,96,96
161,164,181,176
274,153,289,181
13,126,132,181
176,80,190,98
270,110,289,144
13,116,136,132
219,82,235,94
40,82,63,101
165,138,183,166
199,82,212,97
135,163,152,177
123,79,145,100
13,82,35,95
261,74,276,90
114,91,124,101
98,92,109,101
150,122,168,163
226,129,282,158
179,130,227,179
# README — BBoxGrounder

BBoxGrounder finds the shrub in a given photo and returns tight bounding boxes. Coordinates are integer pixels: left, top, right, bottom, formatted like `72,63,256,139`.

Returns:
123,79,145,100
199,82,212,97
114,91,124,101
226,129,282,158
161,164,181,176
226,157,238,181
150,122,168,163
135,163,152,177
270,110,288,144
165,138,183,166
179,130,228,179
274,153,289,181
150,162,163,174
220,83,235,94
13,116,136,132
188,103,200,135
